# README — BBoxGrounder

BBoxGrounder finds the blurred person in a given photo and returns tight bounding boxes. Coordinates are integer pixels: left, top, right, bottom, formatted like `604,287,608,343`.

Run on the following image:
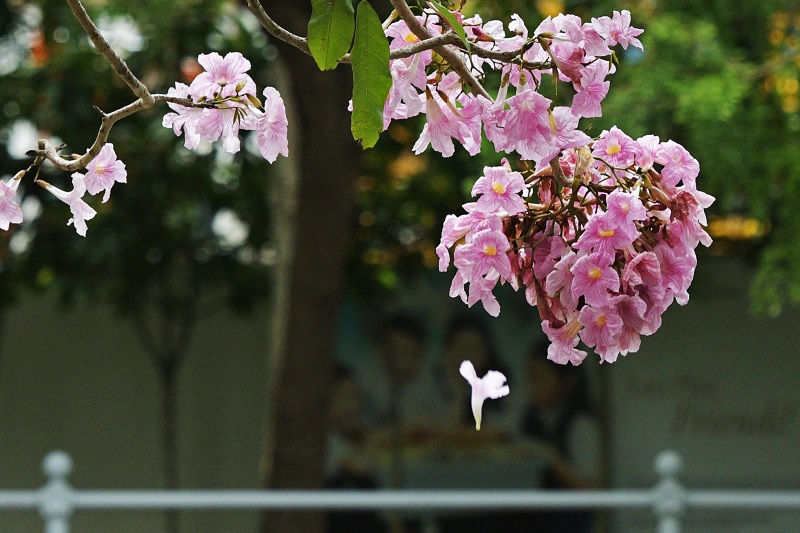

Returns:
511,341,602,533
360,312,441,432
324,366,386,533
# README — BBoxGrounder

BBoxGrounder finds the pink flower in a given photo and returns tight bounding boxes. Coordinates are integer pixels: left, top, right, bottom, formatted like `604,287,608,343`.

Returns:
162,82,204,150
571,61,610,118
39,175,96,237
581,22,613,57
0,174,24,230
545,250,579,312
539,106,593,163
437,214,470,271
83,144,126,203
575,211,637,255
459,360,509,430
592,126,641,169
542,317,587,365
190,52,257,100
570,252,620,307
655,240,697,305
480,87,515,153
533,233,568,282
384,56,425,127
256,87,289,163
591,10,643,50
454,228,512,279
471,165,527,215
578,305,623,362
467,274,502,317
605,189,647,226
656,141,700,189
413,90,473,158
503,89,552,162
636,135,661,170
194,107,244,154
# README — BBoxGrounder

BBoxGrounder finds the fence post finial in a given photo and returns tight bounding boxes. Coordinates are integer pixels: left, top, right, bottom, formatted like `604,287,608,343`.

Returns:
653,450,685,533
39,451,74,533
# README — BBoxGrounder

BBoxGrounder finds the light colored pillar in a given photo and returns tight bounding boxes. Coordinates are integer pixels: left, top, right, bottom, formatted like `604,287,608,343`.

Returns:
39,451,74,533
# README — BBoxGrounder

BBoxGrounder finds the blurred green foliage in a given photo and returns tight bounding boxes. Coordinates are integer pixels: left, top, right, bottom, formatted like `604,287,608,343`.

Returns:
0,0,278,318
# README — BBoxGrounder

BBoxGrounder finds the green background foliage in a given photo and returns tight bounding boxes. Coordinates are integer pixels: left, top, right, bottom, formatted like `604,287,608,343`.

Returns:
0,0,277,317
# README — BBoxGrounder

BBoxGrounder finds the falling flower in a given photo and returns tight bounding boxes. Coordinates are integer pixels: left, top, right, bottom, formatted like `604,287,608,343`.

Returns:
459,360,510,430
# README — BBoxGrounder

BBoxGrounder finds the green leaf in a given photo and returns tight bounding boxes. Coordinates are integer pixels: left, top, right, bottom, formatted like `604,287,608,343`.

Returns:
350,1,391,149
307,0,355,71
426,1,470,51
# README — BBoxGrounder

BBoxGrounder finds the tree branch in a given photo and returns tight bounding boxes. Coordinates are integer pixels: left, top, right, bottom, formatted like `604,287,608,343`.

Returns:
65,0,154,106
243,0,548,75
388,0,490,99
245,0,311,56
29,94,210,172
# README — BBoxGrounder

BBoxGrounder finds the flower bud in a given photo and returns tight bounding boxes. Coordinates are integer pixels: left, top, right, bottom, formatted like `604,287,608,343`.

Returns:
246,93,263,108
235,79,247,93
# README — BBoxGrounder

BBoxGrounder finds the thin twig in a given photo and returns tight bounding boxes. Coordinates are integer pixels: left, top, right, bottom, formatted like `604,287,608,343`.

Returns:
245,0,311,55
30,94,210,172
243,0,545,75
65,0,154,106
389,0,490,99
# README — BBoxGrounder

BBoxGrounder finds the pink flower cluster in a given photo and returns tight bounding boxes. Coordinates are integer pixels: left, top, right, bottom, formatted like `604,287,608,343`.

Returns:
382,7,713,365
438,133,714,365
36,143,126,236
2,53,291,238
163,52,289,162
383,10,643,164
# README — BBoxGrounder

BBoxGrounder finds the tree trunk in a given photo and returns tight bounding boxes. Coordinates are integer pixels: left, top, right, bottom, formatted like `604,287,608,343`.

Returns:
258,3,360,533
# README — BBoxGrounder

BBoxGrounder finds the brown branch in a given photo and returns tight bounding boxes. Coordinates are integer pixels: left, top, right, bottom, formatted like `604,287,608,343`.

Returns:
30,94,210,172
65,0,154,106
243,0,546,77
549,154,570,187
389,0,490,99
245,0,311,55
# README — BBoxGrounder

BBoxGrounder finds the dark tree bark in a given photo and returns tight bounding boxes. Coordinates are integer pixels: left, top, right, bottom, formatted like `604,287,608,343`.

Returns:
257,2,360,533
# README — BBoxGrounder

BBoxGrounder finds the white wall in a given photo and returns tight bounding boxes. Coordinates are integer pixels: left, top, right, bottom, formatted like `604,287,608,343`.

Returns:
0,293,270,533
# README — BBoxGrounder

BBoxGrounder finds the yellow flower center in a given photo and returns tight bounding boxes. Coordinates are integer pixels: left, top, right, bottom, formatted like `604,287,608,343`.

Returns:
596,314,607,327
492,182,506,194
404,33,419,43
483,245,498,256
95,163,106,175
598,228,615,238
606,144,621,155
589,268,602,280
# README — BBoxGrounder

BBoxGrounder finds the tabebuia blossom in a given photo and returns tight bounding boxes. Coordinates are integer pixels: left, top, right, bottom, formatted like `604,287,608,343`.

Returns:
459,360,510,430
379,8,640,161
369,6,715,366
38,175,96,237
162,51,288,160
438,130,714,365
0,172,24,230
82,143,127,203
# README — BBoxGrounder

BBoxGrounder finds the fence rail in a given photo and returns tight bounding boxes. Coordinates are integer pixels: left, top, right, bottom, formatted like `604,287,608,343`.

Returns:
1,450,800,533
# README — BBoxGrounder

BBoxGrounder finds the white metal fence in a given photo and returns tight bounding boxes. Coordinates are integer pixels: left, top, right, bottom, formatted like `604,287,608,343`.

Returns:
2,450,800,533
